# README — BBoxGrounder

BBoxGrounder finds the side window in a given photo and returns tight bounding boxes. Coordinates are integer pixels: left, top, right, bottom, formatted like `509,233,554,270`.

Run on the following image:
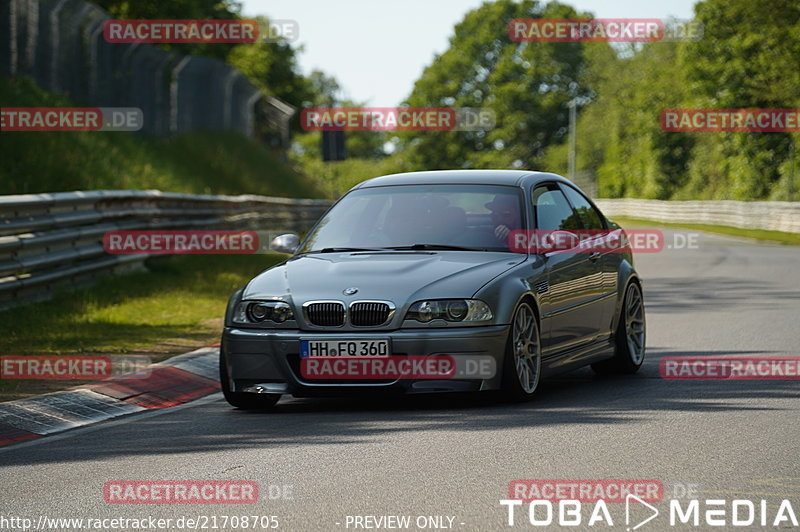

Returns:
531,184,581,230
561,185,605,230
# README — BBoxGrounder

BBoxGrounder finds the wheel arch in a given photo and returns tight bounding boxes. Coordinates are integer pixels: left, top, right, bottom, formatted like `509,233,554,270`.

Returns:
611,268,644,336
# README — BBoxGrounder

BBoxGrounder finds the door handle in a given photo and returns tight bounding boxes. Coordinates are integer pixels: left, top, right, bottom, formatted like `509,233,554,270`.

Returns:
588,251,600,262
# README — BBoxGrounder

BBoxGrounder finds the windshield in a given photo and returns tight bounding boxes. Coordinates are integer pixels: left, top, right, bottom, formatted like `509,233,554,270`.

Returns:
298,184,525,253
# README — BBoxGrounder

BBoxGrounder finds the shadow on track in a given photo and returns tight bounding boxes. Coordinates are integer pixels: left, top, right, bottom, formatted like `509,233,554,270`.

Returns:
3,348,798,466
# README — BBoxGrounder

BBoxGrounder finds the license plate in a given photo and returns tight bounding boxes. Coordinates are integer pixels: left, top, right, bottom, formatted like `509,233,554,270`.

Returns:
300,339,390,358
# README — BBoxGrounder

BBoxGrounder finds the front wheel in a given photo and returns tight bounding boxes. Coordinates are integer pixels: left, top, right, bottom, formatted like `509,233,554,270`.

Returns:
592,281,646,374
220,345,281,410
501,302,542,401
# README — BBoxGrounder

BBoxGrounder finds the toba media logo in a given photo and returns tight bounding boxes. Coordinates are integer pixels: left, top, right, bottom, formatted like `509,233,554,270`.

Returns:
500,480,798,529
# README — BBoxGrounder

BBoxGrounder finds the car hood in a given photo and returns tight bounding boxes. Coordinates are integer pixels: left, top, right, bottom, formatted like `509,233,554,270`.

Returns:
243,251,525,304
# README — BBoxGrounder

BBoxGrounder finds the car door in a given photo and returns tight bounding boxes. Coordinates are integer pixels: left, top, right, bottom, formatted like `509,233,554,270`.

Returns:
559,183,619,341
530,183,605,356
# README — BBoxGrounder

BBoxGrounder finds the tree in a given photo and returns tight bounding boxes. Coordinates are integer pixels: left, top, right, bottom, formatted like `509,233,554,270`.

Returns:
396,0,591,170
226,18,314,110
543,0,799,200
93,0,243,60
681,0,800,199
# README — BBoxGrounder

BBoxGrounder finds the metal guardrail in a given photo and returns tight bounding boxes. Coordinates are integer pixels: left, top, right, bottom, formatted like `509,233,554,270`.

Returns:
2,191,796,309
0,190,332,309
595,199,800,234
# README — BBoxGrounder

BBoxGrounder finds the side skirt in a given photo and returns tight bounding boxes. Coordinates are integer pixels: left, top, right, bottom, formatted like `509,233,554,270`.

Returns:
541,339,615,377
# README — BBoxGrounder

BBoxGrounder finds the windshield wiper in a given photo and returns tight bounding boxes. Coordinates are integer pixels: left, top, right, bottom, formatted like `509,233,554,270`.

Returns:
307,247,385,254
308,244,487,253
385,244,486,251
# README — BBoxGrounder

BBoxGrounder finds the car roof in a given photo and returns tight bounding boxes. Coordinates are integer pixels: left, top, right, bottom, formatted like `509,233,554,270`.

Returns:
353,169,573,189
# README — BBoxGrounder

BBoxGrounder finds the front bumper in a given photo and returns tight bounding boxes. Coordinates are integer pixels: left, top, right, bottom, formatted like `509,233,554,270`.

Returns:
222,325,510,396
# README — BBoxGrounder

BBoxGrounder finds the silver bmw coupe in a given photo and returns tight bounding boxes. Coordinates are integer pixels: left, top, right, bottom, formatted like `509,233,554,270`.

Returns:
221,170,645,409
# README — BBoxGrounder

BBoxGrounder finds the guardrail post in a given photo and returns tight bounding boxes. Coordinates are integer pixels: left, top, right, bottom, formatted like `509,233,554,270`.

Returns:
5,0,18,76
223,69,240,130
48,0,68,91
245,89,262,137
169,56,192,133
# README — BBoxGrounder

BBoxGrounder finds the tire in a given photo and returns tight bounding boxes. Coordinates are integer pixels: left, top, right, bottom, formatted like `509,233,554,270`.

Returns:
592,281,646,375
220,344,281,410
501,301,543,401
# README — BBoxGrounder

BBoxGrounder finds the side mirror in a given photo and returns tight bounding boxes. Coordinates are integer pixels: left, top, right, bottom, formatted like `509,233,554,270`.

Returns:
269,233,300,254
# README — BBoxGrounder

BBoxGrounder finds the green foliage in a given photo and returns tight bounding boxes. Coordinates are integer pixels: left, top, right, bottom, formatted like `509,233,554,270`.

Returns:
398,0,590,170
686,0,800,108
92,0,243,60
292,72,392,167
678,0,800,199
542,0,799,200
94,0,242,21
227,17,314,110
10,0,798,202
585,41,694,199
294,130,388,163
368,0,799,200
0,77,321,197
0,252,283,399
294,155,410,198
0,254,277,359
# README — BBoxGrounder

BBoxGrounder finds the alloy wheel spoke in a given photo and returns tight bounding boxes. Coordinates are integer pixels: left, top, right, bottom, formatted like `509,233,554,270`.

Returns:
512,305,540,393
516,311,525,333
523,313,532,336
623,285,645,364
631,334,642,350
519,363,529,385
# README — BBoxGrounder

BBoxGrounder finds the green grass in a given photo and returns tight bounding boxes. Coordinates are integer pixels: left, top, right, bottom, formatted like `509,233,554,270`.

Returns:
294,155,408,198
0,77,321,197
0,254,281,401
612,216,800,245
0,77,317,400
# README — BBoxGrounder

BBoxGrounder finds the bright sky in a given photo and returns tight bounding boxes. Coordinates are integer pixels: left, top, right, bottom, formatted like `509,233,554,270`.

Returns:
241,0,699,106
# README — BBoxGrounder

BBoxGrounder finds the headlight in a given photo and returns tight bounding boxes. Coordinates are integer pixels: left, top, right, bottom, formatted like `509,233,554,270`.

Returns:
405,299,493,323
232,300,294,324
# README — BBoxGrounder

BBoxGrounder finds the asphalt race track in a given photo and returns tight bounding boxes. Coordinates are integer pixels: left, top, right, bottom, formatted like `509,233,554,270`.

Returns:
1,228,798,531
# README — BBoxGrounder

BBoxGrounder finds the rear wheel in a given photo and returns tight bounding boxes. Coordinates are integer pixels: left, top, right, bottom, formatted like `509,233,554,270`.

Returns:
501,302,542,401
220,345,281,410
592,281,646,374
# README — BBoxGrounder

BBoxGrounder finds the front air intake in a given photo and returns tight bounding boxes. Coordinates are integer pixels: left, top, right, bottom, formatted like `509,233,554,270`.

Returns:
305,302,345,327
350,302,392,326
